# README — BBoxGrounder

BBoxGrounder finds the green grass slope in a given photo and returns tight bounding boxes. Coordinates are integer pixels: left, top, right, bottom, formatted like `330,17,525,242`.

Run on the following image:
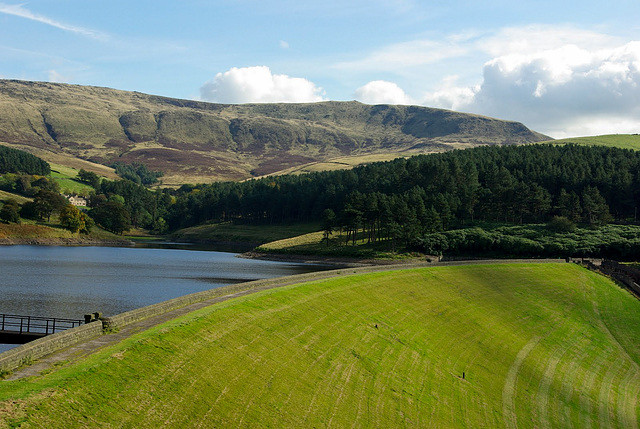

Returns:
540,134,640,150
2,263,639,428
171,221,321,248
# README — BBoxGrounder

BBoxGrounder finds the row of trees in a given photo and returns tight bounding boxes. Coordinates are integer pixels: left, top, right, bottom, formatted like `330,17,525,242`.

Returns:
165,144,640,237
3,144,640,246
0,145,50,176
413,223,640,259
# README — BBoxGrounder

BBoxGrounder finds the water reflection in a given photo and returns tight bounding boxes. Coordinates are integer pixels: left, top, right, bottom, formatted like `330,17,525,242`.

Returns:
0,245,332,352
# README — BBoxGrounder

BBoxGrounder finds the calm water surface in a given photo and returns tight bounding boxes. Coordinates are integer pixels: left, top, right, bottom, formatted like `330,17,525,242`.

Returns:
0,245,331,352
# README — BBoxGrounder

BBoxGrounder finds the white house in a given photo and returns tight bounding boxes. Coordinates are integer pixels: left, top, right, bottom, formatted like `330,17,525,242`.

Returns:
66,195,87,207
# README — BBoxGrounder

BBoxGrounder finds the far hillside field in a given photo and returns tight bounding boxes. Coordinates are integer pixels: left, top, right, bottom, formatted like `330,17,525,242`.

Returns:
1,263,639,428
541,133,640,150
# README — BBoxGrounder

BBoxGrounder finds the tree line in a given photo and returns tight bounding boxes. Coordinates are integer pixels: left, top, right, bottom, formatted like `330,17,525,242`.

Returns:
0,145,50,176
3,144,640,247
165,144,640,239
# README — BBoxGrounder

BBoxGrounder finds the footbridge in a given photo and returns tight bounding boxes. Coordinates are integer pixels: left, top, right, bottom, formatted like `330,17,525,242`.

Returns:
0,314,85,344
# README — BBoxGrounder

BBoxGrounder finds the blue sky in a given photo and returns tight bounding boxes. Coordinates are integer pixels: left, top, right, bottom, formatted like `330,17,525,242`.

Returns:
0,1,639,138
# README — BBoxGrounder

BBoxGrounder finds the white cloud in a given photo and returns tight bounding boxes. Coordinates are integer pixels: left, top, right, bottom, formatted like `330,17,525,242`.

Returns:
279,40,290,49
477,41,639,134
354,80,413,105
334,39,468,72
0,3,107,40
423,75,477,111
335,24,640,136
479,25,621,58
200,66,326,103
418,27,640,137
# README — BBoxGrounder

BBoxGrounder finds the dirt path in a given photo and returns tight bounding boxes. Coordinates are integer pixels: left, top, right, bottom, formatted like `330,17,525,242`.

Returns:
5,258,567,381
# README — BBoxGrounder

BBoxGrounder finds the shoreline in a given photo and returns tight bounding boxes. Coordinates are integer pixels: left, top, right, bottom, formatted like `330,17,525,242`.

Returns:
0,236,134,247
239,250,437,267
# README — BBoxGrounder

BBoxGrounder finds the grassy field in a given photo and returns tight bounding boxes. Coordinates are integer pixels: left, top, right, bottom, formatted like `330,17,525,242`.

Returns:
0,189,31,204
171,221,322,246
255,229,411,259
257,153,410,177
49,163,94,195
540,134,640,150
0,222,75,240
0,216,126,242
1,263,639,427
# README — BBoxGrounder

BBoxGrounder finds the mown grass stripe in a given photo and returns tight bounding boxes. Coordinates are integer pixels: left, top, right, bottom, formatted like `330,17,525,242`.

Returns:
502,335,542,429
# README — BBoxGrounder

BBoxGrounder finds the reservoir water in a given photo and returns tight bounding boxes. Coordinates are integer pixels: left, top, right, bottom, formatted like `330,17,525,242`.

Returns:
0,245,331,353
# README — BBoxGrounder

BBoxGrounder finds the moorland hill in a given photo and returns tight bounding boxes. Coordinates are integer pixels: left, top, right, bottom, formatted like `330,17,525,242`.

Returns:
0,79,549,185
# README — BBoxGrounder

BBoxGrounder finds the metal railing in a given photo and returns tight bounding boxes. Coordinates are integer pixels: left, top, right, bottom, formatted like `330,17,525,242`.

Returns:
0,314,84,336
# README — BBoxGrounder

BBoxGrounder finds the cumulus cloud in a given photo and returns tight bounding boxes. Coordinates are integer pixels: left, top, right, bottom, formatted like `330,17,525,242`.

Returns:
200,66,326,103
423,75,477,111
424,33,640,137
354,80,414,105
338,25,639,136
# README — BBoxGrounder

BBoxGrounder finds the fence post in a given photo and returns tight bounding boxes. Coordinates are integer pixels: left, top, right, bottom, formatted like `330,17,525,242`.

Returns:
52,318,56,333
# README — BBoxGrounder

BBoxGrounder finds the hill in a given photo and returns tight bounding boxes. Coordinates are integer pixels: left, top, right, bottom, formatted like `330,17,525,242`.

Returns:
0,79,549,185
1,263,639,427
540,134,640,150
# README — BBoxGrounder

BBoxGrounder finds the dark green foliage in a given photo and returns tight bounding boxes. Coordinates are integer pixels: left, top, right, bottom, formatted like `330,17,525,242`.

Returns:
98,179,170,229
547,216,576,233
19,201,38,220
413,223,640,260
39,143,639,259
0,174,58,197
0,199,20,223
111,162,163,186
30,176,60,194
321,208,335,246
582,186,613,226
77,169,101,188
25,189,68,221
165,144,640,243
90,201,131,234
0,145,50,175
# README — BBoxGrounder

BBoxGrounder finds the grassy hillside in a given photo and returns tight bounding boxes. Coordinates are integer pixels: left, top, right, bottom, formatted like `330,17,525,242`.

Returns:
540,134,640,150
0,221,128,244
0,80,549,185
0,189,31,204
1,263,639,427
171,222,321,247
